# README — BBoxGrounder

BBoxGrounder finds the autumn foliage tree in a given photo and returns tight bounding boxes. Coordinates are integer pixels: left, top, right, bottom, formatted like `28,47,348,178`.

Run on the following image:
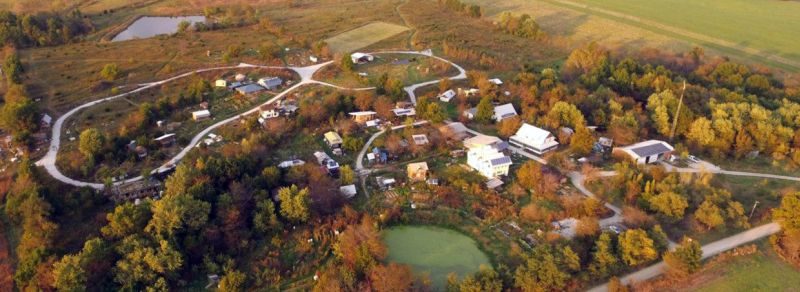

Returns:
618,229,658,267
663,237,702,277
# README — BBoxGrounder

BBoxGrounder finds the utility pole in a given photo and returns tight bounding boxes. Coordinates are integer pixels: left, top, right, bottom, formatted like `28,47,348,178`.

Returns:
749,200,760,219
669,80,687,141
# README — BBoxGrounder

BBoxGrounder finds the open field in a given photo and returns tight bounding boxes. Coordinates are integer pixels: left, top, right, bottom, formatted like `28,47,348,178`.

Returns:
14,0,405,116
315,53,458,87
325,22,409,53
712,175,800,223
690,245,800,292
466,0,800,72
19,28,285,115
400,0,565,72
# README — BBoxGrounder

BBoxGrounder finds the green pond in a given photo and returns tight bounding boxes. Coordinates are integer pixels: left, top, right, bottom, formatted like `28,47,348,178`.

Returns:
383,226,491,290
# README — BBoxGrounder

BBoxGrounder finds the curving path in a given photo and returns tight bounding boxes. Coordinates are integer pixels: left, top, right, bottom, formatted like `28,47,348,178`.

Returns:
36,61,332,189
37,50,454,190
372,50,468,105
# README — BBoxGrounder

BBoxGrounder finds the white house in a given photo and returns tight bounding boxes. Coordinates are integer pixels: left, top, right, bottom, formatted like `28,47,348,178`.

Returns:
309,56,319,63
214,79,227,87
349,111,377,124
492,103,518,122
509,123,559,155
235,74,246,82
392,108,416,117
351,52,374,64
40,114,52,128
438,89,456,102
192,110,211,121
278,159,305,169
464,135,512,178
617,140,674,164
339,185,357,199
463,103,518,122
257,77,283,90
488,78,503,85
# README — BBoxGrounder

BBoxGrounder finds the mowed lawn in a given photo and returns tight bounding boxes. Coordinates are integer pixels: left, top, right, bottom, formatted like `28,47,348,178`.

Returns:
573,0,800,62
690,248,800,292
325,22,409,53
467,0,800,72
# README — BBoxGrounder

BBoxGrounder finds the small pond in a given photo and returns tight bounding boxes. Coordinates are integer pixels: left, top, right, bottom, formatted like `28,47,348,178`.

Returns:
383,226,491,290
112,16,206,42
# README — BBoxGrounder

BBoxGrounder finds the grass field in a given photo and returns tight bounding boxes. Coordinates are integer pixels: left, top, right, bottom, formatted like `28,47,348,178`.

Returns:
315,53,458,87
324,22,409,53
466,0,800,72
689,246,800,292
383,225,490,290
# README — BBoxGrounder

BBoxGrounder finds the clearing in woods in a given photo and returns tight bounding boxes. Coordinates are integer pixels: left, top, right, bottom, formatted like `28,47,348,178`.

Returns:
325,22,409,53
467,0,800,72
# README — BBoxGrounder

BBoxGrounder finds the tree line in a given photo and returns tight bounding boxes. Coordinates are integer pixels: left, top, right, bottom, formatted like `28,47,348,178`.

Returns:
438,0,482,18
0,10,93,48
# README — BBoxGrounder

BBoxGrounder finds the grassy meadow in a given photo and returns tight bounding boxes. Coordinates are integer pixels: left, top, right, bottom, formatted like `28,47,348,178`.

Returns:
690,246,800,292
325,22,409,53
466,0,800,72
315,53,458,88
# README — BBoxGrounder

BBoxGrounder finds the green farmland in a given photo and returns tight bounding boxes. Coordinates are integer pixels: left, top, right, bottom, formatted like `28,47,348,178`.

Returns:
468,0,800,72
325,21,409,53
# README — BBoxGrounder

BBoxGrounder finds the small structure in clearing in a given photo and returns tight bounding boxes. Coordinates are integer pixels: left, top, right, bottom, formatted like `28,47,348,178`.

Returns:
407,162,429,182
192,110,211,121
438,89,456,102
349,111,377,124
324,131,343,149
154,133,176,147
257,77,283,90
351,52,375,64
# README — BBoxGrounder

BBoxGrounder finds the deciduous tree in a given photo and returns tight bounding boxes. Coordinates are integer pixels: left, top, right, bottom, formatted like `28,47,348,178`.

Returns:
588,233,619,277
277,185,310,223
369,263,414,292
618,229,658,267
475,96,494,123
100,63,119,81
663,237,702,277
78,128,104,160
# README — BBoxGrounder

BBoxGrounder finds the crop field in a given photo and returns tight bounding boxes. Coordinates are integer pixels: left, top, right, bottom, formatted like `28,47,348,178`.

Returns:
324,22,410,53
466,0,800,72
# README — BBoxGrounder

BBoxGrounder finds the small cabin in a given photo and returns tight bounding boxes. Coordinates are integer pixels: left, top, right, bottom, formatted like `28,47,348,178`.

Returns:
192,110,211,121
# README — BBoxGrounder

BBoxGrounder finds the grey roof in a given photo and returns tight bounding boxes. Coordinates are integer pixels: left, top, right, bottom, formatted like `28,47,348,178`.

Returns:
490,156,512,166
493,141,509,151
630,143,672,157
236,84,264,94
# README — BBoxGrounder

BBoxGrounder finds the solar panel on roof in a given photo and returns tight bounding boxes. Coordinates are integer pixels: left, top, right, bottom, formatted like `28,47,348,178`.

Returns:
490,156,512,166
630,143,671,157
